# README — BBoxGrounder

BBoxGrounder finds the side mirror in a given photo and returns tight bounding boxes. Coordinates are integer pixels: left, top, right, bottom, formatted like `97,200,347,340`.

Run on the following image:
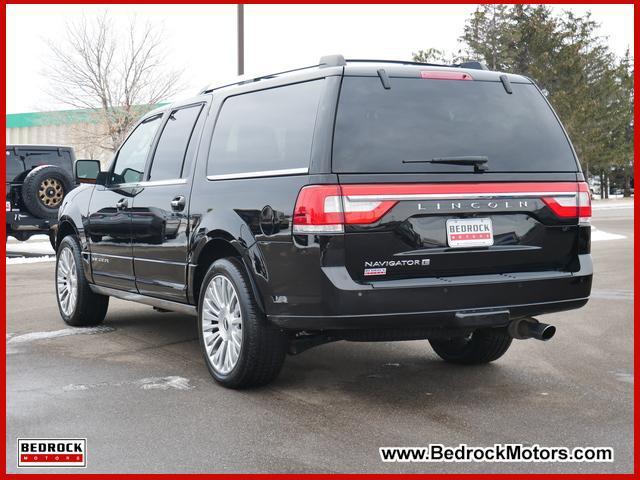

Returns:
75,160,102,184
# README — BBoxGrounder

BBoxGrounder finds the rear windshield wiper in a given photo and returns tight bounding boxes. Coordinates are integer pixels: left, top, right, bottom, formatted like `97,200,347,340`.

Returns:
403,156,489,172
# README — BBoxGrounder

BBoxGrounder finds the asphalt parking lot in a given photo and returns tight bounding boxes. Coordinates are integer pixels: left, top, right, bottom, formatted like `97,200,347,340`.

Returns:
5,199,634,473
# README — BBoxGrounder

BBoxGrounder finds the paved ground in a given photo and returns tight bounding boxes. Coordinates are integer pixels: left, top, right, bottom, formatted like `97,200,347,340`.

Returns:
6,199,634,473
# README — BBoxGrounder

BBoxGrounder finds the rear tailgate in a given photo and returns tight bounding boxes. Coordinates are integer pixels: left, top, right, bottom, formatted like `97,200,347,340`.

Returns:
337,180,589,282
332,69,588,283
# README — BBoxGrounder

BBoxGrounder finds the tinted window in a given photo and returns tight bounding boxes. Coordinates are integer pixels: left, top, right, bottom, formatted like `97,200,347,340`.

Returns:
333,77,578,173
149,105,203,181
111,115,161,184
22,150,72,171
182,106,207,178
7,149,73,182
208,80,323,177
6,150,24,182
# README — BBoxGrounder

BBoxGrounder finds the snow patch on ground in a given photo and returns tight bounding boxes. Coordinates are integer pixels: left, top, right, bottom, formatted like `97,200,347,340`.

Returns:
7,326,115,345
63,376,194,392
591,226,626,242
6,234,50,244
6,234,55,264
6,255,56,265
6,241,55,256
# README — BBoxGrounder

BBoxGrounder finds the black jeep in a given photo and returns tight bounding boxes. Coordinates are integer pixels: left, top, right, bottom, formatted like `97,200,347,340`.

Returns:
6,145,77,246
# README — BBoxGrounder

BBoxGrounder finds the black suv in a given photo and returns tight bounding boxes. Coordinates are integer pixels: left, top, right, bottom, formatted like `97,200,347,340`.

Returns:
55,56,592,388
7,145,77,245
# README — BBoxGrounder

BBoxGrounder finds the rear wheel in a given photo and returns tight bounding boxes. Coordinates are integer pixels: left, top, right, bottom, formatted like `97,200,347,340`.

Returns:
56,235,109,326
429,328,512,365
198,258,287,389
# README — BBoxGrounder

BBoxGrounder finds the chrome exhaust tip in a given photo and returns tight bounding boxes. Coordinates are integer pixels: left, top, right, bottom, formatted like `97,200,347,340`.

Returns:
508,318,556,341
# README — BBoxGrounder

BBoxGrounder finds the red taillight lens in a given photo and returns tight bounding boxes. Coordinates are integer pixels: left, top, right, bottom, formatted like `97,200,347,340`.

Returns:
292,185,397,234
541,182,591,221
292,185,344,233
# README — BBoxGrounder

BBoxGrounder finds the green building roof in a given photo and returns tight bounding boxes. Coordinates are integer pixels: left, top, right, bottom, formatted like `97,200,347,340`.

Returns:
7,109,102,128
7,104,167,129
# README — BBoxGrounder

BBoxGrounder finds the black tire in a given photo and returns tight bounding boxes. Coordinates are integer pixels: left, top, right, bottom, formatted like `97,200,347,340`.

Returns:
55,235,109,326
197,258,288,389
429,328,512,365
22,165,75,220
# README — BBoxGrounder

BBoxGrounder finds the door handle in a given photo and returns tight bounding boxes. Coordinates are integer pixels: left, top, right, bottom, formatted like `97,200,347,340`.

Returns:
116,198,128,210
170,196,186,212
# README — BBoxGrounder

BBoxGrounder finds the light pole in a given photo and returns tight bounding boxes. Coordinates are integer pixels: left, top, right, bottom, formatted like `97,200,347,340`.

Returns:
237,4,244,76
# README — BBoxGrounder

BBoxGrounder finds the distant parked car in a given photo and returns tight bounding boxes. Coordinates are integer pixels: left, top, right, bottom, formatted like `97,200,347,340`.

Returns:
6,145,77,247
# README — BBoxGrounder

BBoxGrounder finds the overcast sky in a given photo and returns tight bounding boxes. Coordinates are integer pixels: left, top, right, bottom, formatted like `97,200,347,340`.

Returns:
6,4,634,114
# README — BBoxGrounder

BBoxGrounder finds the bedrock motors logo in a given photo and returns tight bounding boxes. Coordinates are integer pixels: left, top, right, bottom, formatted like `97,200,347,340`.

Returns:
18,438,86,468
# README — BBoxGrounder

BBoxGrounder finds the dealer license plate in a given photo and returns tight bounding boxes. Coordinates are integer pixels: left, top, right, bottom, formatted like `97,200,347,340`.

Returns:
446,218,494,248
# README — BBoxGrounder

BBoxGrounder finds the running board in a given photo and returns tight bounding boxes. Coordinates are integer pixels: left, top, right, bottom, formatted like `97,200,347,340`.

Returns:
89,285,197,316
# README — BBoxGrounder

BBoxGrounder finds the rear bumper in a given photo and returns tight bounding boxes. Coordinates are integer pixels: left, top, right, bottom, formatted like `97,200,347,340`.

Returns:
6,211,51,232
268,255,592,330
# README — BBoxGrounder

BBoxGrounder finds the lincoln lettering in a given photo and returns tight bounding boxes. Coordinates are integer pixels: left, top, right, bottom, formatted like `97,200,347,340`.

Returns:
418,200,529,211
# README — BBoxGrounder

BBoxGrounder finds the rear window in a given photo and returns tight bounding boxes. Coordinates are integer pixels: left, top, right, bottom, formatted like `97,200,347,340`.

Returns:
208,80,323,178
6,148,73,183
332,76,578,173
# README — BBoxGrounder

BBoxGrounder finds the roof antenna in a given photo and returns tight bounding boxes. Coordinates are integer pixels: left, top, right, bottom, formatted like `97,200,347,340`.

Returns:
377,68,391,89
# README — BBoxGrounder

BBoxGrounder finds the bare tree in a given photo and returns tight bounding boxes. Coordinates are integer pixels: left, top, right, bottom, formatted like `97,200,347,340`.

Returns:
44,13,183,154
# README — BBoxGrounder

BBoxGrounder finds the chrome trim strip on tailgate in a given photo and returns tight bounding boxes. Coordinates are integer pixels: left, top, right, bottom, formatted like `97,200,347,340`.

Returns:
346,192,576,201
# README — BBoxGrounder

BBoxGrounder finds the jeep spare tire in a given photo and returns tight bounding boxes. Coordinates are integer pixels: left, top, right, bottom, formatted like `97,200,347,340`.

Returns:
21,165,75,220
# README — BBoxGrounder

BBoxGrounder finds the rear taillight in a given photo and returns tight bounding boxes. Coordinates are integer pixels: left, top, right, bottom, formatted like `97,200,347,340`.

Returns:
541,182,591,222
292,185,397,234
293,182,591,234
292,185,344,233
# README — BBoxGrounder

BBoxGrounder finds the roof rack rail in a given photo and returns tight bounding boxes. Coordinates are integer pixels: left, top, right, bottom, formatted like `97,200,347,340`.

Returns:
197,55,490,95
346,58,489,71
346,58,449,68
199,54,348,94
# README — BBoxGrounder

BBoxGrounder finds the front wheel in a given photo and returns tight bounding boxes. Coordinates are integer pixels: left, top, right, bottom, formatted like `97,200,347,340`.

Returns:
198,258,287,389
429,328,512,365
56,235,109,326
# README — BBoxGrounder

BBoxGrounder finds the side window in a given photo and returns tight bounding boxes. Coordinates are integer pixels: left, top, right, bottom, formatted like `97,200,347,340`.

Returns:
148,104,204,181
110,115,162,185
207,80,323,177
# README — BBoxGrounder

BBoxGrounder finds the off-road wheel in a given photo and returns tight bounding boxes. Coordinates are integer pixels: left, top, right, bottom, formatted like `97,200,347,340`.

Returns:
429,328,512,365
22,165,75,220
198,258,288,389
56,235,109,326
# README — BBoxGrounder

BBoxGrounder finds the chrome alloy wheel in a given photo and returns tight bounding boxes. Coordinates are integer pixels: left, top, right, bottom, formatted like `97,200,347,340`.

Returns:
56,247,78,316
201,275,243,375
